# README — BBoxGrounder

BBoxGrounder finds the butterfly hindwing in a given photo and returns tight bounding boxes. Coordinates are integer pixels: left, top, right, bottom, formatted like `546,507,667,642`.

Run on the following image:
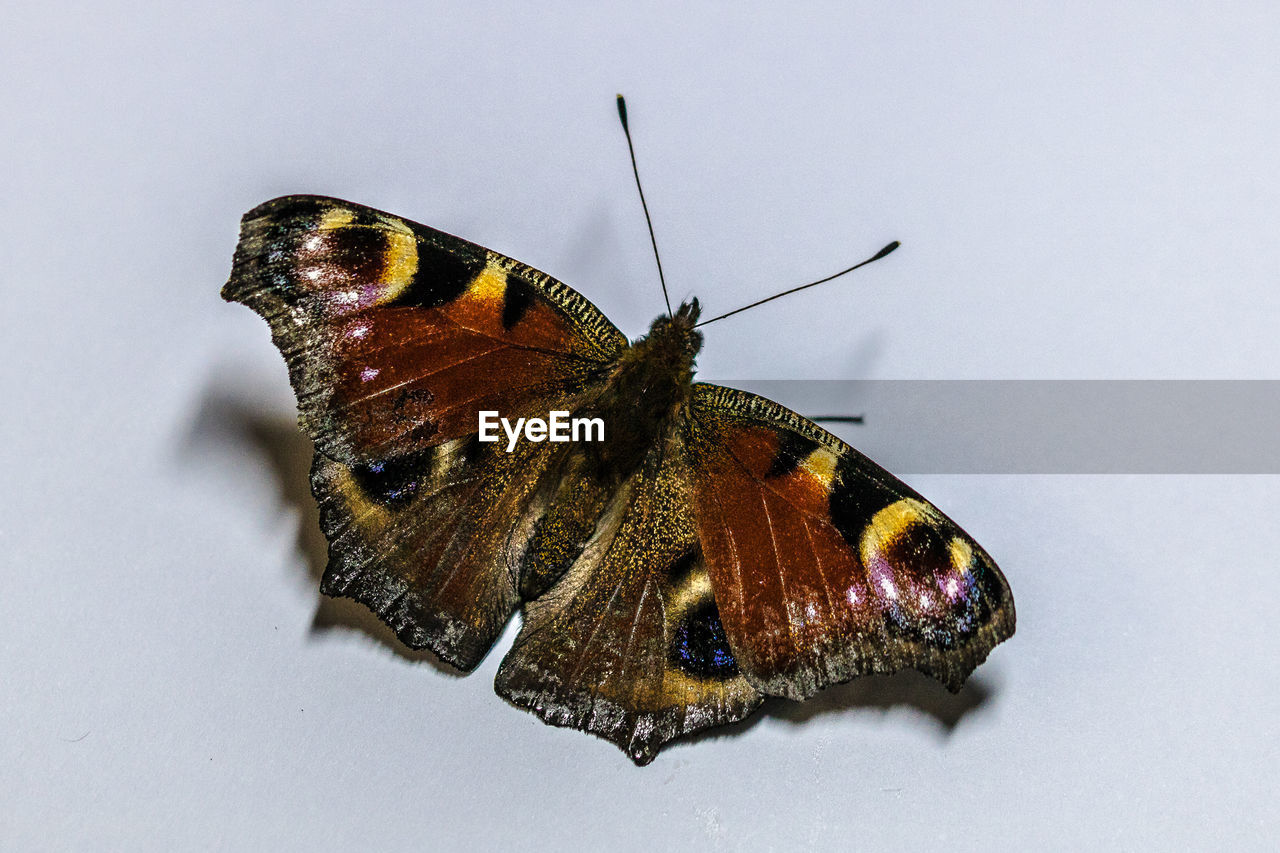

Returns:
495,442,764,764
686,384,1015,699
311,433,585,670
222,195,627,463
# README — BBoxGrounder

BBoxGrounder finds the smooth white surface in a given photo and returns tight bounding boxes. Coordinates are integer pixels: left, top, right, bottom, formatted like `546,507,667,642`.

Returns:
3,3,1278,850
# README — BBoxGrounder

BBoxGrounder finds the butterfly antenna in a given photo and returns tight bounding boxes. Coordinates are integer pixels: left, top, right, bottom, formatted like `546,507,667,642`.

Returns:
694,241,900,328
616,94,673,316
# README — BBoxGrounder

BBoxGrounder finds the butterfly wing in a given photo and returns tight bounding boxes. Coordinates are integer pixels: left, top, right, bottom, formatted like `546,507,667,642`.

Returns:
223,195,626,462
686,383,1015,699
495,442,764,765
310,433,581,669
224,196,626,668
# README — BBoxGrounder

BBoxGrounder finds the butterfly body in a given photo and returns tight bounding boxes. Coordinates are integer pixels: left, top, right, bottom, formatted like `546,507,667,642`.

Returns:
574,299,702,485
224,195,1014,764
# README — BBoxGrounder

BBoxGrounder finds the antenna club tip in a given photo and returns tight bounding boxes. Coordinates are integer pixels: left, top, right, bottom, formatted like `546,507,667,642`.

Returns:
616,94,629,127
873,240,900,261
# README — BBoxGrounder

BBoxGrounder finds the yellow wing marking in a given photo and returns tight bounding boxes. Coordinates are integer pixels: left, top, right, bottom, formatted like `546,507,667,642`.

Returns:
798,446,840,489
371,215,418,304
467,261,508,304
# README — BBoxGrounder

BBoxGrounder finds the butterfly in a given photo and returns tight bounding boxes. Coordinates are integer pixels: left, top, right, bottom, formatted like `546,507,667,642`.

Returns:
223,108,1013,765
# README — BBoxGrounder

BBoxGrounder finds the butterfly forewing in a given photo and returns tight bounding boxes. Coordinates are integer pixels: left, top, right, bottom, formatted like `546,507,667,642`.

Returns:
223,195,627,463
225,195,626,668
686,384,1015,698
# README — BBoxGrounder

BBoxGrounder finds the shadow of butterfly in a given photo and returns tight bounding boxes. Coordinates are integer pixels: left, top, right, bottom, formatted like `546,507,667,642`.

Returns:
222,194,1015,764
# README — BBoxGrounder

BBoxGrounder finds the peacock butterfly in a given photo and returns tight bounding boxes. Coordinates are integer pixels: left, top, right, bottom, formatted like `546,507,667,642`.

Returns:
222,99,1015,764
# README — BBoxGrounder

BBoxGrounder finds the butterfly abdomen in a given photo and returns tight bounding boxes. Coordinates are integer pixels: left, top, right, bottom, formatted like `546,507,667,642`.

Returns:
511,309,705,600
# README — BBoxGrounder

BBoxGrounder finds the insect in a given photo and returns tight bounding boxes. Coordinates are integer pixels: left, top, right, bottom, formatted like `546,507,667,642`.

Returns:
222,97,1014,764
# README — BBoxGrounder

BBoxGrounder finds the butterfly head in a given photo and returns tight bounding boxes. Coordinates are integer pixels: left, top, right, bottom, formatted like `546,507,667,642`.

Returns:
607,299,704,424
671,298,701,327
639,298,703,368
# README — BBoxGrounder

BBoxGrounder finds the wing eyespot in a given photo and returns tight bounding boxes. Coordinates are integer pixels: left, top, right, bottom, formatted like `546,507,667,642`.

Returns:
669,599,739,679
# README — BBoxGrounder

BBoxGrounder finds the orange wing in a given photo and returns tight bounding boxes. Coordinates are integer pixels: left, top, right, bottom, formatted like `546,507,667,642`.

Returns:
686,384,1015,699
224,196,628,668
223,195,626,462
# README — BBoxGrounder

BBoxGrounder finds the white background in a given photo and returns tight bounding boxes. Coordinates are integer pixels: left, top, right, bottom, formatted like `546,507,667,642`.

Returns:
3,2,1277,849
